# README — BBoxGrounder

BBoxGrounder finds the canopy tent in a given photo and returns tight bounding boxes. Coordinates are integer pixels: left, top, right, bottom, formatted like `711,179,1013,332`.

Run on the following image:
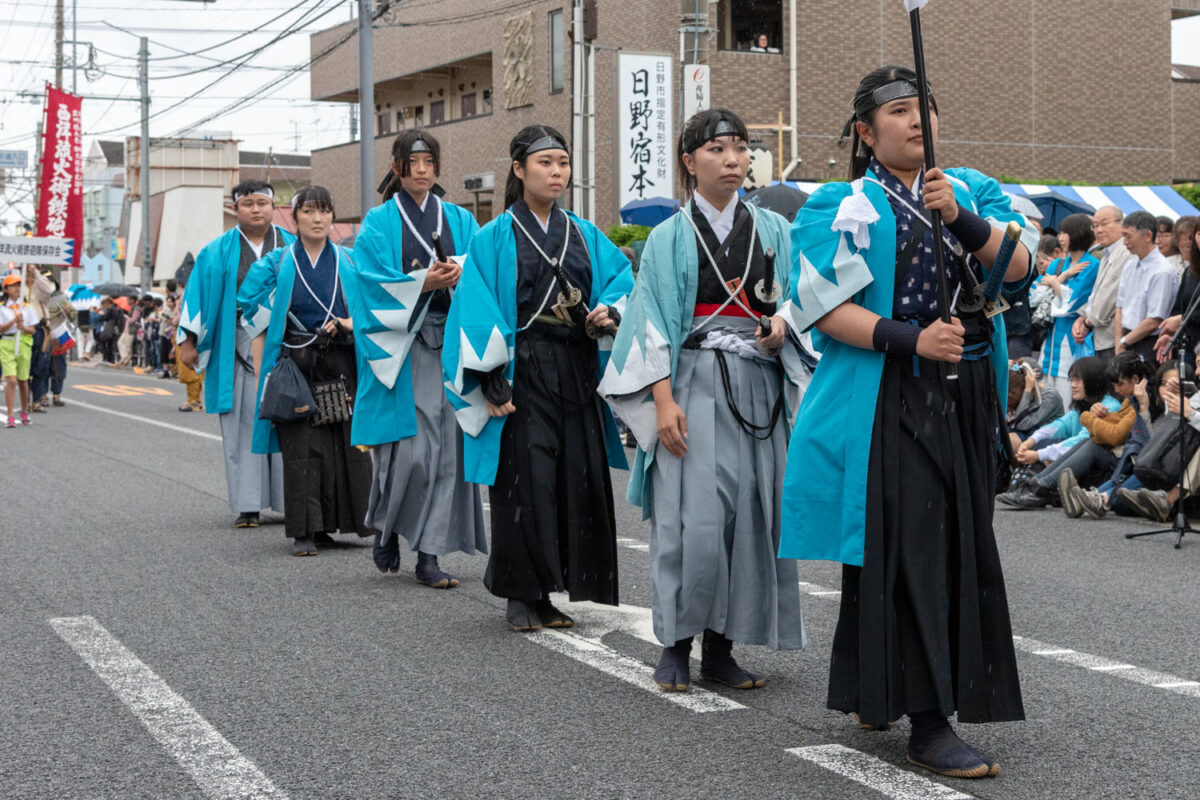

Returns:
1001,183,1199,223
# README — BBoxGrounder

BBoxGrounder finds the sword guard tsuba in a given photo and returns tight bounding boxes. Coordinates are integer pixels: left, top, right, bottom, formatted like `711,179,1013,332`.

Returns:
754,279,782,304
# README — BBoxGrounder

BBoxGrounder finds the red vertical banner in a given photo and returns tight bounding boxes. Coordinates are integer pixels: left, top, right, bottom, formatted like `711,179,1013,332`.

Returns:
36,85,83,266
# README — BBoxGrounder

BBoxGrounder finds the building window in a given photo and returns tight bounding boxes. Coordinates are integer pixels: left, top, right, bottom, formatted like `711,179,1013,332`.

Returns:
482,89,493,114
461,93,477,118
549,9,564,93
716,0,784,54
376,112,392,137
414,105,425,127
396,109,405,130
430,100,446,125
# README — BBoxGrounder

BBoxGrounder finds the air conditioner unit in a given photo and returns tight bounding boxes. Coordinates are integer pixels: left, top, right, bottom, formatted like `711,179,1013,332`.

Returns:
463,172,495,192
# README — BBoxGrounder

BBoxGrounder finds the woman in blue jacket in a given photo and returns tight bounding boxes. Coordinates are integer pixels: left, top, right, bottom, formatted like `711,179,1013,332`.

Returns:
239,186,373,556
778,66,1039,779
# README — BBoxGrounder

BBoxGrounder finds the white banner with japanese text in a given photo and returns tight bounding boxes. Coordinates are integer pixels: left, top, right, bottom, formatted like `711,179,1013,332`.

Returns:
617,53,673,209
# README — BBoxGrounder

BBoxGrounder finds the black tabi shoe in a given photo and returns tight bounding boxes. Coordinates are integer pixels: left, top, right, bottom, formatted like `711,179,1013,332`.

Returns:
415,552,459,589
698,629,765,689
505,599,542,632
372,532,401,573
234,512,260,529
853,713,891,731
313,531,336,547
906,714,992,779
534,598,572,628
291,538,317,557
653,638,693,692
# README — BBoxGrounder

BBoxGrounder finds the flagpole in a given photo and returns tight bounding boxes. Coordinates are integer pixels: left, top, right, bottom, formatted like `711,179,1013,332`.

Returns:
905,2,957,379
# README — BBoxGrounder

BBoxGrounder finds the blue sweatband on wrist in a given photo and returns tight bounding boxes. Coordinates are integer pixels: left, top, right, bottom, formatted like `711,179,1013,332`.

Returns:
872,318,922,356
946,206,992,253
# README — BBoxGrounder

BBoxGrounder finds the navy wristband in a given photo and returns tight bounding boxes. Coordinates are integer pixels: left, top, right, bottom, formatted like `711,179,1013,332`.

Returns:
946,206,992,253
872,318,922,356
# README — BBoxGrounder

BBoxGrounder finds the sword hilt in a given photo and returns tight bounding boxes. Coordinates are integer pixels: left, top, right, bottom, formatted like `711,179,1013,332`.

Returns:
984,221,1023,303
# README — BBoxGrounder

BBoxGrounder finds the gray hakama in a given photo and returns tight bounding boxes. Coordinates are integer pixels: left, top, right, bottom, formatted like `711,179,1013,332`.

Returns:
219,326,285,514
364,314,487,556
649,317,804,650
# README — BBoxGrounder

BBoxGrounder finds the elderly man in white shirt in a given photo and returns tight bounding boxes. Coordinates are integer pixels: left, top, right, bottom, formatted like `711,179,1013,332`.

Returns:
1115,210,1180,359
1072,205,1132,361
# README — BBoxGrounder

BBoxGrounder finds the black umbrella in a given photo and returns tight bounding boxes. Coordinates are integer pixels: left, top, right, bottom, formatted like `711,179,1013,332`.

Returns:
744,183,810,223
92,283,140,299
175,252,195,286
1027,191,1095,231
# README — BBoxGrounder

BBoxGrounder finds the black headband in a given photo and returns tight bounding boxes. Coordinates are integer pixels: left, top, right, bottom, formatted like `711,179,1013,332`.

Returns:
841,78,933,139
517,135,568,159
682,117,742,154
410,139,432,153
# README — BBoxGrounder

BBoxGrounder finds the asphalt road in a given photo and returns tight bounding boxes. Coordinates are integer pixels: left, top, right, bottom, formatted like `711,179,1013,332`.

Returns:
2,364,1199,799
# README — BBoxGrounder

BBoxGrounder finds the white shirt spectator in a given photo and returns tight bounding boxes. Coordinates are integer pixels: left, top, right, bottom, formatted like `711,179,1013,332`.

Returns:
1116,247,1179,330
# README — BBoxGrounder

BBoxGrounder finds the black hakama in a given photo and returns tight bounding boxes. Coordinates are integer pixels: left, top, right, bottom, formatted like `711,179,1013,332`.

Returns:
484,323,619,605
276,332,373,541
828,325,1025,726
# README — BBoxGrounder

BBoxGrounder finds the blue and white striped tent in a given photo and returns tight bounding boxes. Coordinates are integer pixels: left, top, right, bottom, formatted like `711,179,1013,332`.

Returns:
1001,183,1199,221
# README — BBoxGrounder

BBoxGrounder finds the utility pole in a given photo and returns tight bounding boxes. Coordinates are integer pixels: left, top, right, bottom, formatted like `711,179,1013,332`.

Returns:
55,0,64,88
357,0,374,219
139,37,152,294
72,0,77,93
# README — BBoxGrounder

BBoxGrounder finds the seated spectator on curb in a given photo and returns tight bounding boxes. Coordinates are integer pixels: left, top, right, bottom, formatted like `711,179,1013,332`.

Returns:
1054,352,1156,518
998,356,1120,509
1007,358,1064,447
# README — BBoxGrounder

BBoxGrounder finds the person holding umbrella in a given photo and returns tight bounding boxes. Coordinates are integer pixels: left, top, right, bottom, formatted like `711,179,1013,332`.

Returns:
778,65,1038,778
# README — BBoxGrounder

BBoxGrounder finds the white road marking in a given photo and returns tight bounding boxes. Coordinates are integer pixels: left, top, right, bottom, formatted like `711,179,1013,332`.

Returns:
788,744,975,799
529,597,745,711
533,628,745,713
1011,635,1200,699
796,580,1200,700
67,397,223,442
616,536,650,552
49,616,289,799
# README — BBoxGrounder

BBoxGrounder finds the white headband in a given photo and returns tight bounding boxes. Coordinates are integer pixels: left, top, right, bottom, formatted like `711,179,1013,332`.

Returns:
233,187,274,203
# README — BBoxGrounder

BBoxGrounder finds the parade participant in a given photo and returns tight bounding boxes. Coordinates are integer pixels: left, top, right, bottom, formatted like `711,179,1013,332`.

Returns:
778,66,1038,778
1,273,37,428
599,108,807,692
349,130,487,587
177,180,294,528
239,186,373,557
443,125,633,630
1040,213,1099,401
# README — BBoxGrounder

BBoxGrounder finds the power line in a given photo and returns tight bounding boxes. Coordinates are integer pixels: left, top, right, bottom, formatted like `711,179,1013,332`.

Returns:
86,0,343,136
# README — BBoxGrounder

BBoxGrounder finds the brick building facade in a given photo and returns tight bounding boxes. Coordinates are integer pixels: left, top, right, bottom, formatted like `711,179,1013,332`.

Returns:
310,0,1200,225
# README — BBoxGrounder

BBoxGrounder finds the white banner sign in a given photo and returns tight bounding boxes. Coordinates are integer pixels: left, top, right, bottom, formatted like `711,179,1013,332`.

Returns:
0,235,75,266
617,53,673,209
683,64,710,121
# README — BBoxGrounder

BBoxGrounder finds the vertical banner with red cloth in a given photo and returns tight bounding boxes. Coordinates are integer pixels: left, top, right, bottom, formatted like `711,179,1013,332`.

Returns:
36,85,83,266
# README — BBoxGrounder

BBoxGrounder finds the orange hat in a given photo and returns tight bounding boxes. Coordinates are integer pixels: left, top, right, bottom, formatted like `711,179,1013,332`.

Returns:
2,274,21,287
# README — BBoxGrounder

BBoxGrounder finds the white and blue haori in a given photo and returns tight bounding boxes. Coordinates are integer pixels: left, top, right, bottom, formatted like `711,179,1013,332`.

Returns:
599,199,810,649
177,224,293,515
442,200,632,604
1037,253,1100,401
348,191,487,558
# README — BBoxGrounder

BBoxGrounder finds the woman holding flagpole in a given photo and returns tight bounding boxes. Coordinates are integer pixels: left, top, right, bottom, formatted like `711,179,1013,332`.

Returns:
778,64,1037,778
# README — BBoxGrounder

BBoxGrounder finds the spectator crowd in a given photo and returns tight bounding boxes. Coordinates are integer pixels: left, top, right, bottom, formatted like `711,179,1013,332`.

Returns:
998,207,1200,524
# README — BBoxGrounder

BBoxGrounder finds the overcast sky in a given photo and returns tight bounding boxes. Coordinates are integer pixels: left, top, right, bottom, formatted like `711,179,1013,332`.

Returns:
1,1,1199,233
